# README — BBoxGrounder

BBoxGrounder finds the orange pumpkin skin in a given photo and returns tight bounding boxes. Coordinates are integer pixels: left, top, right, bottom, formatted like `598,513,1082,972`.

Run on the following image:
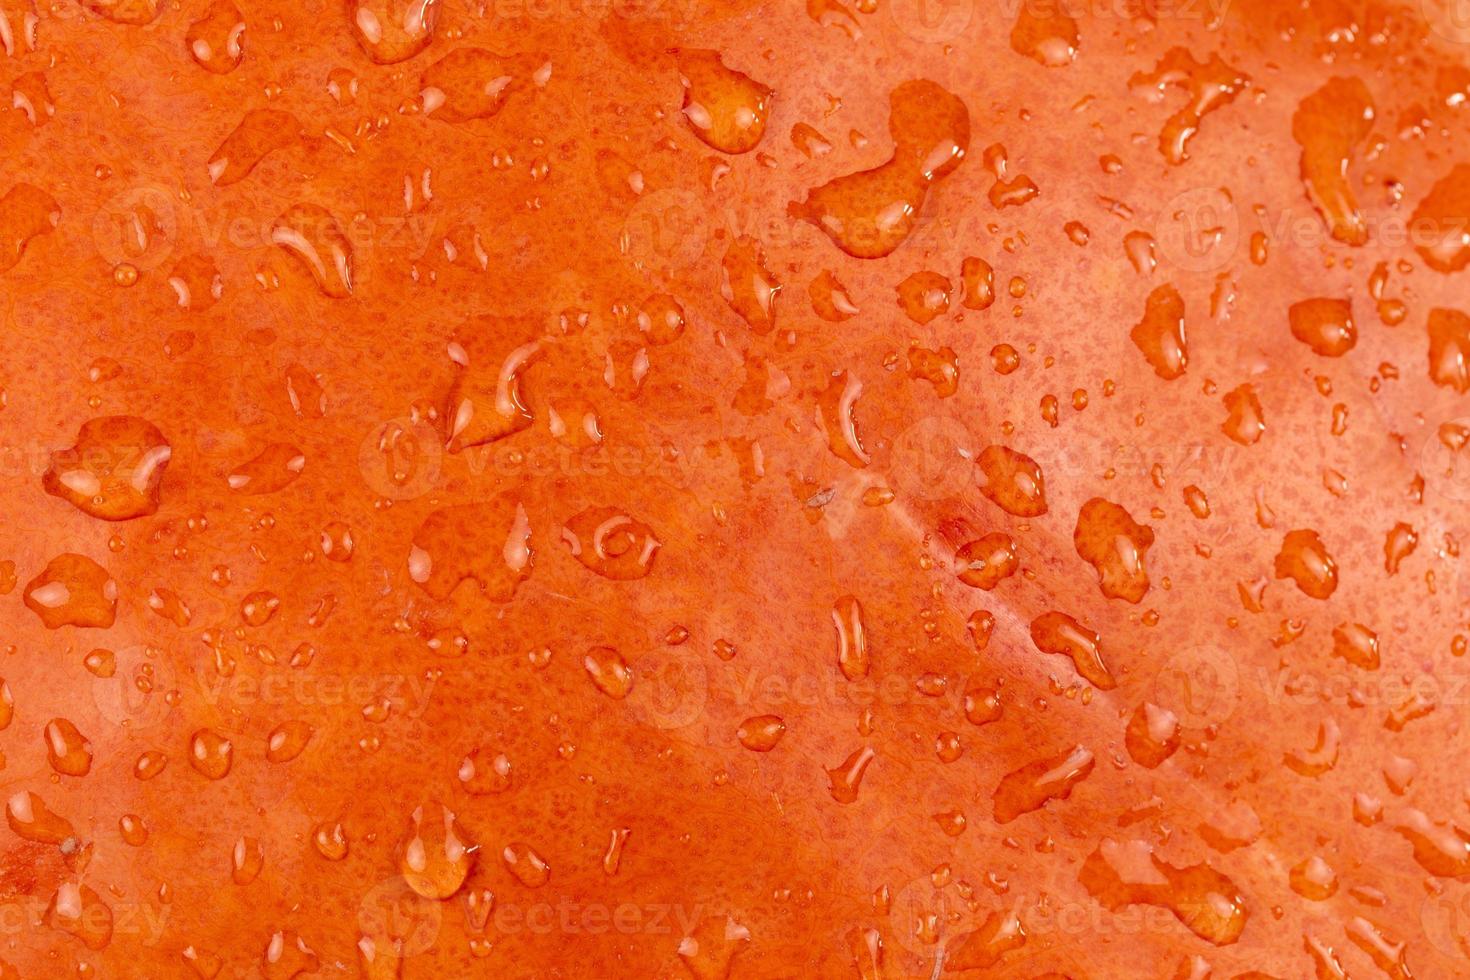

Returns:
2,1,1469,978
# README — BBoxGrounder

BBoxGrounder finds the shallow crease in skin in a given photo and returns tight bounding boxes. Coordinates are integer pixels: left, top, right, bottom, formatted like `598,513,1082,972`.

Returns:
0,1,1469,978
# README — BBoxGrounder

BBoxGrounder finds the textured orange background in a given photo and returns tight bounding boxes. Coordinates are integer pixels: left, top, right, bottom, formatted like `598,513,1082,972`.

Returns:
3,0,1470,976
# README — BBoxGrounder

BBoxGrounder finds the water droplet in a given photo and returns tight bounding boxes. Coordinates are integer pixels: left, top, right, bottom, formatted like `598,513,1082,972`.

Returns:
1410,163,1470,272
43,718,93,776
826,746,875,804
1074,498,1155,603
45,882,112,950
1010,2,1077,66
737,715,785,751
6,790,75,844
457,748,512,795
349,0,438,64
1220,384,1265,446
0,183,60,273
816,371,870,468
42,416,170,520
1292,77,1374,245
208,109,302,187
23,554,118,629
675,49,772,154
1130,284,1188,379
409,497,532,602
399,803,473,899
789,80,968,258
720,236,781,333
266,721,314,764
187,0,246,74
976,445,1047,517
954,533,1018,591
832,595,868,681
420,48,540,122
1080,838,1247,945
271,204,353,298
1274,529,1338,599
189,728,234,780
561,507,660,580
895,270,951,325
1289,856,1338,900
993,744,1094,822
1288,297,1357,357
227,443,306,494
502,841,550,887
583,646,633,699
1129,48,1248,164
225,840,262,888
1427,307,1470,392
1030,611,1115,689
1125,702,1180,768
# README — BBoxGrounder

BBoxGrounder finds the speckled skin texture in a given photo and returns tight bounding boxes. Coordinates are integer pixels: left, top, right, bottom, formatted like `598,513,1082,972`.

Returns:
2,0,1470,977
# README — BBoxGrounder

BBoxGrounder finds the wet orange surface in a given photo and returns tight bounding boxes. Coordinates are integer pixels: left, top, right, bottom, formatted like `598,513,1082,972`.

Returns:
4,0,1470,977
